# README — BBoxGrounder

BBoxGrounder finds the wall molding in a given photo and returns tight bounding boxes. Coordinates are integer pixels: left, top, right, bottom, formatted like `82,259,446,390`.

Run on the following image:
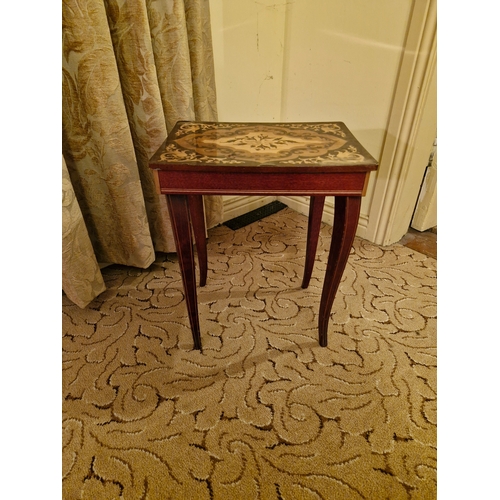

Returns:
364,0,437,245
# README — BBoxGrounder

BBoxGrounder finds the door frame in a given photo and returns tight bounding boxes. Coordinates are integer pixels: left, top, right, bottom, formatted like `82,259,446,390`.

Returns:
364,0,437,245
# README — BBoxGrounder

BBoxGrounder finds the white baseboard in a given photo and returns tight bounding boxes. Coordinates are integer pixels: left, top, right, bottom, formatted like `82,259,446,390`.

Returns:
277,195,369,239
221,195,369,238
222,195,277,222
277,195,334,226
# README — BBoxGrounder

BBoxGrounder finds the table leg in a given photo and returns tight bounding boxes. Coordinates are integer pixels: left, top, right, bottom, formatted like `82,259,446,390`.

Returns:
302,195,325,289
188,195,207,287
318,196,361,347
166,194,202,350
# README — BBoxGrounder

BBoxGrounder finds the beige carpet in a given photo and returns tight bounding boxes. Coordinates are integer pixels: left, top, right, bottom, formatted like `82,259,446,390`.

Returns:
62,207,437,499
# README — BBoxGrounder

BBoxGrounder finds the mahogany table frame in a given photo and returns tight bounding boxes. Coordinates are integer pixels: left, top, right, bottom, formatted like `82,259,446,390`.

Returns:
150,121,378,351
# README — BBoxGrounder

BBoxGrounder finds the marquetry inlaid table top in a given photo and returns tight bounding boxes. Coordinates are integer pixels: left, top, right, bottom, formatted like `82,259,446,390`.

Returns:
150,121,378,172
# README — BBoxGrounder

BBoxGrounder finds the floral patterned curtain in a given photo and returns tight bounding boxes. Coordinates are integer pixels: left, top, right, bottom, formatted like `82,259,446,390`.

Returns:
62,0,222,308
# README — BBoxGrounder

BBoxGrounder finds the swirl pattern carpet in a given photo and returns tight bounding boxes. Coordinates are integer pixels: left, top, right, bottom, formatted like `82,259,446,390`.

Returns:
62,207,437,499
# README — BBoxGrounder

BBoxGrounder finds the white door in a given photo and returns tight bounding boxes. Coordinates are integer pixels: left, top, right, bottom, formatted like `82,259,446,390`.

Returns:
411,143,437,231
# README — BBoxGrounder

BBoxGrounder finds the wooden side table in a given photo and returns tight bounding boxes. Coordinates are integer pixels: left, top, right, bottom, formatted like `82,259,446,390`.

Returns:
149,121,378,350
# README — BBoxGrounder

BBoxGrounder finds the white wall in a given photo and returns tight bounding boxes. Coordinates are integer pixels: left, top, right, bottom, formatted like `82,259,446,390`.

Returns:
210,0,287,122
209,0,424,239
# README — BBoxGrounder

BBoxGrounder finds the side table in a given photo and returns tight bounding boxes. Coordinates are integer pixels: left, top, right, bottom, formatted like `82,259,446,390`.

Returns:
149,121,378,350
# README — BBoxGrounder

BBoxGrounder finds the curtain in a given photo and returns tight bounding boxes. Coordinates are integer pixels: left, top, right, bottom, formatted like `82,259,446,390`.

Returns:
62,0,223,308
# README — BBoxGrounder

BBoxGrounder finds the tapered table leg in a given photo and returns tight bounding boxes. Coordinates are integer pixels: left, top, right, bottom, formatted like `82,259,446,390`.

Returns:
188,195,207,287
166,194,202,350
302,195,325,289
318,196,361,347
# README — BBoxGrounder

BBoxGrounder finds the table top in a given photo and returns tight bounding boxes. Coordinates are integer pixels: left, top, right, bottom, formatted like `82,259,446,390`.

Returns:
150,121,378,172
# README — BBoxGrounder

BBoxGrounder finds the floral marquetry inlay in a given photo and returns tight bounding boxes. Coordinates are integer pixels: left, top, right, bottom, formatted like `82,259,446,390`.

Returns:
152,122,378,168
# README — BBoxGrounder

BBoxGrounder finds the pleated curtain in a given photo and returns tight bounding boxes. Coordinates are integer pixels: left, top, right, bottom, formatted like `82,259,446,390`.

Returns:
62,0,222,308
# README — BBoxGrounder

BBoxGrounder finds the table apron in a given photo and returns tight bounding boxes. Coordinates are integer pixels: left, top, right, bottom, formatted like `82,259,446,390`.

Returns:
156,171,369,196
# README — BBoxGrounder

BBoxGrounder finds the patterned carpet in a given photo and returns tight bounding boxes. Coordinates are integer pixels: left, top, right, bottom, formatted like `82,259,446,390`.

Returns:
62,207,437,499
